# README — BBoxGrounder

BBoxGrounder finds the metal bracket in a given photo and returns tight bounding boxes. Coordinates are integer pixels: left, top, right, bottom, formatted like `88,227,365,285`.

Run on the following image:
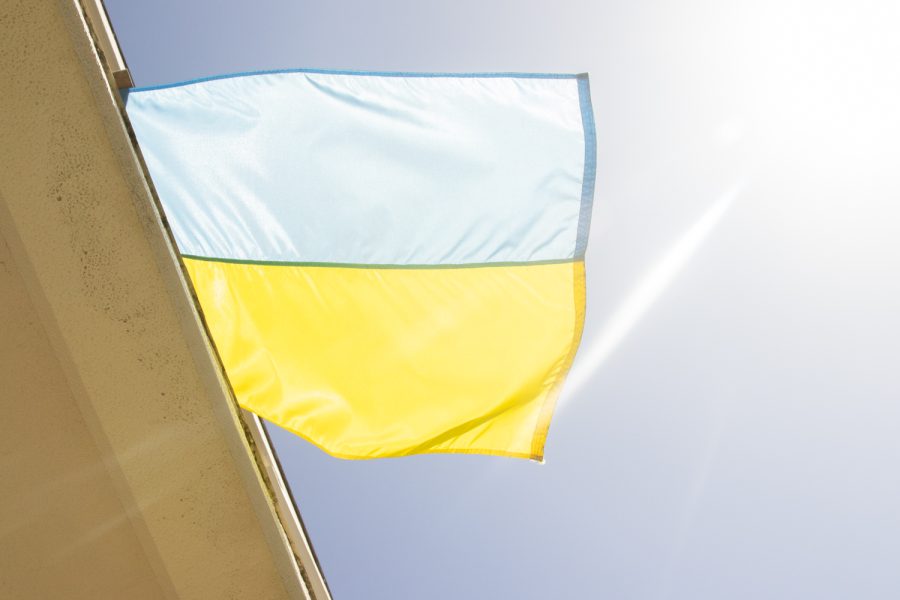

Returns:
80,0,134,88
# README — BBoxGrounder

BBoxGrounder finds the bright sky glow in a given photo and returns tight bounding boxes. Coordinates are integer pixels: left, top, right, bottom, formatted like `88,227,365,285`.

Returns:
107,1,900,597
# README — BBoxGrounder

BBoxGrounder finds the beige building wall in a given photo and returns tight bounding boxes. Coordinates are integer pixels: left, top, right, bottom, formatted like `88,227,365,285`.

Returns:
0,1,323,598
1,227,170,599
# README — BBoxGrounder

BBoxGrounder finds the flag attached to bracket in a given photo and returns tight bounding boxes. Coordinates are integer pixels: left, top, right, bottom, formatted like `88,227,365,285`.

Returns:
125,69,596,460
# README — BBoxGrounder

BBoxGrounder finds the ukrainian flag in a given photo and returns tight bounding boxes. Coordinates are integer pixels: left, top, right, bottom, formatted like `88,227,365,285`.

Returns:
125,70,596,460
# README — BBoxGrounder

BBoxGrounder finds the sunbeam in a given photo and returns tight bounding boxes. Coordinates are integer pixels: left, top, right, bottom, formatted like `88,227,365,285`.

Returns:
561,184,742,405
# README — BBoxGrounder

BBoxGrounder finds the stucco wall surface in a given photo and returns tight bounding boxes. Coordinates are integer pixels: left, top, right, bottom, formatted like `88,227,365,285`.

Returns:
0,1,307,598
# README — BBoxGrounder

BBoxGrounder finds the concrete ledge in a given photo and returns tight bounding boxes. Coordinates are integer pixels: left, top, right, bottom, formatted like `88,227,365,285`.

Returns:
0,1,316,597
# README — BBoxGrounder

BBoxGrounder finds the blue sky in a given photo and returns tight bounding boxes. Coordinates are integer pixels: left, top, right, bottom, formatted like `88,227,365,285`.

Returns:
107,1,900,598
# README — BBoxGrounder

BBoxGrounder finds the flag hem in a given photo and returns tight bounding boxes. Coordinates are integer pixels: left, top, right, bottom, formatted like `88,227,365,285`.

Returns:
574,73,597,259
179,253,578,270
529,74,596,459
528,260,587,461
241,407,547,461
126,68,586,94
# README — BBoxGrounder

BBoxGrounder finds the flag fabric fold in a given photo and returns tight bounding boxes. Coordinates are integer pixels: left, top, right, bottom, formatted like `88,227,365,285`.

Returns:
125,69,596,460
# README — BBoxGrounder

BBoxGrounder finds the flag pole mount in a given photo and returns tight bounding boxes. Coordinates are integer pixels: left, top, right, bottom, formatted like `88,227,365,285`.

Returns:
80,0,134,89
